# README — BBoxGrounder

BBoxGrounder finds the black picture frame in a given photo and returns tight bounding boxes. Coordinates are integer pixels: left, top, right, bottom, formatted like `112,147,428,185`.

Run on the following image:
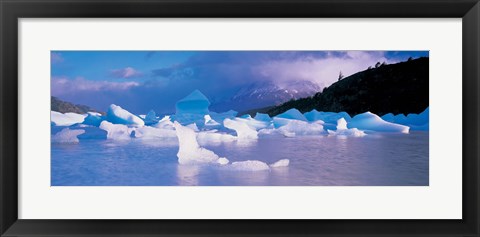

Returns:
1,0,479,236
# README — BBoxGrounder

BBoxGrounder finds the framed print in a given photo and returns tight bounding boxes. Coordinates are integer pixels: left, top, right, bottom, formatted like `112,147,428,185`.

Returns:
1,0,479,236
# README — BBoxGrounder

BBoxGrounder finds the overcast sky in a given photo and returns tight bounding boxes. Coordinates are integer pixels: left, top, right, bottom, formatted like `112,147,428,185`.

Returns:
51,50,428,114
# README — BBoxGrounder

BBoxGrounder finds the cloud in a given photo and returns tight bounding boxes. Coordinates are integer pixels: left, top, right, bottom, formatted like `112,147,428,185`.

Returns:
110,67,144,79
151,51,390,89
51,52,64,64
52,77,139,96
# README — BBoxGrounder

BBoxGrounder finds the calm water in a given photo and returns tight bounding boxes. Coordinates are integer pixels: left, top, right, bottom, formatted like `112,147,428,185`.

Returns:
51,132,429,186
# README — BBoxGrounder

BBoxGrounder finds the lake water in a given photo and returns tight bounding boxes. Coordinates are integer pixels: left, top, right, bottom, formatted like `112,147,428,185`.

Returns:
51,131,428,186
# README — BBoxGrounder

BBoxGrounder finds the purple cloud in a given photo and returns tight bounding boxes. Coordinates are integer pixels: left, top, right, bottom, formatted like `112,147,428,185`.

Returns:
52,76,139,96
110,67,143,79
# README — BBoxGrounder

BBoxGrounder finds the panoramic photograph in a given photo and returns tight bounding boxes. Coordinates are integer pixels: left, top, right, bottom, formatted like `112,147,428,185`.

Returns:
51,50,429,186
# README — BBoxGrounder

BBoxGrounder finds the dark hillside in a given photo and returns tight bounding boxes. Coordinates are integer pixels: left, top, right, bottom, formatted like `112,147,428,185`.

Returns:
51,96,104,115
266,57,429,117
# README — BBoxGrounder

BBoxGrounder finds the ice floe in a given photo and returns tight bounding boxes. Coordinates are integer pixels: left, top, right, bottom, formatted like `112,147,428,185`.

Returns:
173,121,228,165
349,112,409,133
106,104,144,126
51,111,86,126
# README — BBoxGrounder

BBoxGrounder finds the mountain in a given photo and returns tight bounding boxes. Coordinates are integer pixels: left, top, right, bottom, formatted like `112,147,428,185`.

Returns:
262,57,429,117
51,96,104,114
211,80,321,112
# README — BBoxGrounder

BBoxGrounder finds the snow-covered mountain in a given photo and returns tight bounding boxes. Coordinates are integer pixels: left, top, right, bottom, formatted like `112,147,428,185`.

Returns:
210,80,321,112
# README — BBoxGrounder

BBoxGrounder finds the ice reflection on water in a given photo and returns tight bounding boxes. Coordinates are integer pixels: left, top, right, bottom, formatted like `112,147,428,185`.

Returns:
51,131,428,186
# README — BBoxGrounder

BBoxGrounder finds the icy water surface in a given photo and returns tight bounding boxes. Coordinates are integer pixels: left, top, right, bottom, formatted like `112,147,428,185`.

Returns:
51,132,428,186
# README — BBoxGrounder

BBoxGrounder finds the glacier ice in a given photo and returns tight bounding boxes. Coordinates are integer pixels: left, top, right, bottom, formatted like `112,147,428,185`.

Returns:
51,111,86,126
381,107,429,131
349,112,409,133
304,110,351,123
224,118,259,139
143,110,159,126
175,90,211,125
197,131,237,145
275,109,307,121
276,120,325,137
269,159,290,168
132,126,177,139
173,121,228,165
204,115,221,126
106,104,144,126
229,160,270,171
153,116,175,130
234,117,271,130
228,159,290,171
210,110,238,123
99,121,133,140
82,112,104,127
52,128,85,143
327,118,366,137
254,113,272,122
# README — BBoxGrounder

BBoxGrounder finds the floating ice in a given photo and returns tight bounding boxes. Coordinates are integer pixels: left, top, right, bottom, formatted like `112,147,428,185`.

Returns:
153,116,175,130
204,115,221,126
381,107,429,131
304,110,351,123
254,113,272,122
349,112,409,133
82,112,104,127
52,128,85,143
106,104,144,126
173,121,228,165
277,120,325,137
99,121,133,140
175,90,211,125
269,159,290,168
210,110,238,123
230,160,270,171
132,126,177,139
51,111,86,126
327,118,366,137
275,109,307,121
197,130,237,145
143,110,159,126
224,118,258,139
234,117,271,130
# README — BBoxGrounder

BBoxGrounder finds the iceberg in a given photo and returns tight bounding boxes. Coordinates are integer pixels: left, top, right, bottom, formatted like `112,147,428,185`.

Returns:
52,128,85,143
82,112,104,127
327,118,366,137
173,121,228,165
106,104,144,126
234,117,271,130
228,159,290,171
51,111,86,126
99,121,133,140
204,115,221,127
175,90,211,125
275,109,307,121
254,113,272,122
277,120,325,137
143,110,159,126
153,116,175,130
349,112,409,133
304,110,352,123
269,159,290,168
381,107,429,131
229,160,270,171
132,126,177,139
224,118,258,139
197,131,237,145
210,110,238,123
